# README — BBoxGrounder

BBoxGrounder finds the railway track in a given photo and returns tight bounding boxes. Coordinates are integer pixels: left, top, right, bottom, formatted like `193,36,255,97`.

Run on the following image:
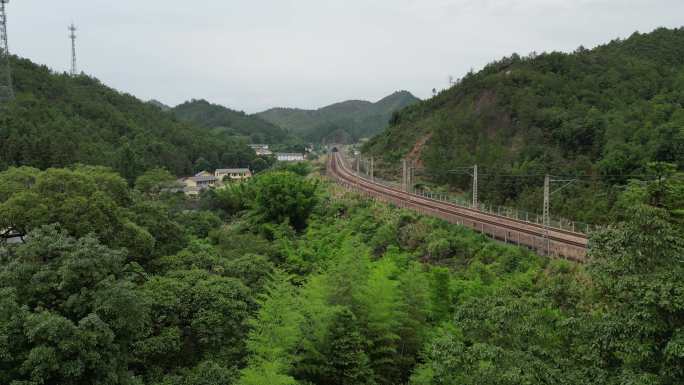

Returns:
327,151,589,262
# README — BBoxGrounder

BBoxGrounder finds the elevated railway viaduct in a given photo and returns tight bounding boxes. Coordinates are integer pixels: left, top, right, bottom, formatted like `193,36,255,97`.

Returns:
327,150,589,262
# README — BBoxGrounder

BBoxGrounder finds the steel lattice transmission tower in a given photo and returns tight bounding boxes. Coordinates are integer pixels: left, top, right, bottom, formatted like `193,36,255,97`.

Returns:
0,0,14,102
69,23,77,76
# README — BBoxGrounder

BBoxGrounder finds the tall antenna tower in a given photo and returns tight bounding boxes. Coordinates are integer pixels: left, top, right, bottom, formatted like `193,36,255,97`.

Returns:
0,0,14,102
69,23,77,76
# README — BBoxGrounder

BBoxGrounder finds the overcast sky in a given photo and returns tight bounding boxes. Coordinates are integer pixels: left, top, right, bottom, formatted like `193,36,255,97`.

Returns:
7,0,684,113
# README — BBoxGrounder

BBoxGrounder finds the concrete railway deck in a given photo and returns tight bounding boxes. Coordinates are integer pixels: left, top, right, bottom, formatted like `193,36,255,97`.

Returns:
327,151,589,262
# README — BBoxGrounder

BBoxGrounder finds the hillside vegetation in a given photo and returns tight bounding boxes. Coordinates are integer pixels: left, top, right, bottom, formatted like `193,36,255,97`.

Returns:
1,163,681,385
258,91,420,143
364,28,684,223
0,57,262,181
1,25,683,385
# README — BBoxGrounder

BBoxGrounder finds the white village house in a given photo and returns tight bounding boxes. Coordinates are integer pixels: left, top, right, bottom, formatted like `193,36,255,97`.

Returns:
215,168,252,181
178,174,219,196
249,144,269,150
276,153,305,162
249,144,273,156
177,168,252,196
256,148,273,156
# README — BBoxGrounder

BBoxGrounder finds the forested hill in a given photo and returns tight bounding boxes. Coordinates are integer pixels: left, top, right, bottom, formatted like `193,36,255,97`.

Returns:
172,99,295,145
257,90,420,143
0,56,260,181
364,27,684,223
148,99,171,111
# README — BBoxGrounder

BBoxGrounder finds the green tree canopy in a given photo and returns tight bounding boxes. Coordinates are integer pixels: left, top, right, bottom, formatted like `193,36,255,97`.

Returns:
249,171,319,231
0,226,149,385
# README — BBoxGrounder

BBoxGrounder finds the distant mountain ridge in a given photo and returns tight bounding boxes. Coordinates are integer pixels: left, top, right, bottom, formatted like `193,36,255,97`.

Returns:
257,91,420,143
171,99,294,145
147,99,171,111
